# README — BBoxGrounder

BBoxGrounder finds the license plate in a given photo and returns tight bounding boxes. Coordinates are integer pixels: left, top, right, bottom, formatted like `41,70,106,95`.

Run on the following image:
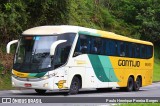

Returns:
24,83,32,87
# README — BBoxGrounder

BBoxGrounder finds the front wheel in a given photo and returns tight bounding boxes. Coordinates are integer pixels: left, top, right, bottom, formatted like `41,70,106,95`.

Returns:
69,77,81,95
35,89,46,94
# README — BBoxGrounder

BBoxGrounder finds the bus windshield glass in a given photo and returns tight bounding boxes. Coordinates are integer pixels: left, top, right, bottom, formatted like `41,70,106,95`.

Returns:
13,33,76,73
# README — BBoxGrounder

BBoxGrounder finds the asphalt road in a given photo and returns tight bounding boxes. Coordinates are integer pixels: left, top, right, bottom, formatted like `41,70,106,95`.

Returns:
0,82,160,105
0,82,160,97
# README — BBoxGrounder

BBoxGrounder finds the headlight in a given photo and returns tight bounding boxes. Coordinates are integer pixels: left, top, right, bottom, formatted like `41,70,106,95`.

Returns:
41,73,56,80
41,75,50,80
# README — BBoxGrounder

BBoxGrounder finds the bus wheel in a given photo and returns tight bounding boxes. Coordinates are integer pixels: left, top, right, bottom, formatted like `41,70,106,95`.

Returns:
126,77,134,92
69,76,80,95
133,77,141,91
35,89,46,94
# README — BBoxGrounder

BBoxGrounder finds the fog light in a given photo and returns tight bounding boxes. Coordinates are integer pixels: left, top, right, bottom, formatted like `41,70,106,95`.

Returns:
43,83,48,87
12,82,15,86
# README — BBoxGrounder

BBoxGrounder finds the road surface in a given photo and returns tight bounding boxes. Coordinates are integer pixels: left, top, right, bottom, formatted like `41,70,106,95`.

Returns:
0,82,160,97
0,82,159,105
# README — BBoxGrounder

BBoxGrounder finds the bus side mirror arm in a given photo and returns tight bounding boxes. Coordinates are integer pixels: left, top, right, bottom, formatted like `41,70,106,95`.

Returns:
50,40,67,56
6,40,18,54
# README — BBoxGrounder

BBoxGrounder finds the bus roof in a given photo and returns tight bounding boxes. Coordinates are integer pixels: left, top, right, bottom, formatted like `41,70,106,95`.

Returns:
22,25,153,45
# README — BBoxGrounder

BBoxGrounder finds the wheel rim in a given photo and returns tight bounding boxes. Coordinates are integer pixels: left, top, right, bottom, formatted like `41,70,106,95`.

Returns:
71,81,78,92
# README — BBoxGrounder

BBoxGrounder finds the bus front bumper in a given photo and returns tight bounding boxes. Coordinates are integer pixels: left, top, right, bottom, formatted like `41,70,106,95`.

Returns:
11,76,58,90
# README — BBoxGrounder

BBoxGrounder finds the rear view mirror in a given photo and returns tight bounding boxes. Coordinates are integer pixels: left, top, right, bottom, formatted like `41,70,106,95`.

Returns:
50,40,67,56
6,40,18,54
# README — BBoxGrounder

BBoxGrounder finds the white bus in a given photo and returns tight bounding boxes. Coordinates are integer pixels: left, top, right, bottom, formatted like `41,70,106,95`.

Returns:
7,25,153,94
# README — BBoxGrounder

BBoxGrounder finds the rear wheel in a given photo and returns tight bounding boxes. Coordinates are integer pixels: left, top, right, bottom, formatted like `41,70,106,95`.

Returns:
35,89,46,94
133,77,141,91
126,77,134,92
69,76,81,95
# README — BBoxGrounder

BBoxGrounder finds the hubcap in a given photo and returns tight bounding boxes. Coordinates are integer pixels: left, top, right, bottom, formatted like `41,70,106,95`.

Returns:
72,81,78,91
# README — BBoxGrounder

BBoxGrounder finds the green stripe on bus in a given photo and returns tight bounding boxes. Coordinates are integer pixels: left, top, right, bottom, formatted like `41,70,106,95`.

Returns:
98,56,119,82
88,54,110,82
88,54,119,82
29,73,37,78
78,31,101,37
34,72,47,78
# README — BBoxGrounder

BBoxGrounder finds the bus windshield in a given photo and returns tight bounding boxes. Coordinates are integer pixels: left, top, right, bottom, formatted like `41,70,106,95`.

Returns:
13,33,76,73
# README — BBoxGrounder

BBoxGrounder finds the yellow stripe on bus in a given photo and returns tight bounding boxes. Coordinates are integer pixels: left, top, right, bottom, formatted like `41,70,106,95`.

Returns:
12,70,29,78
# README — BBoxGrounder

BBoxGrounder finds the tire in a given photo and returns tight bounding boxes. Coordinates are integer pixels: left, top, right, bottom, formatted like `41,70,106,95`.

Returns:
35,89,46,94
69,76,81,95
133,77,141,91
126,77,134,92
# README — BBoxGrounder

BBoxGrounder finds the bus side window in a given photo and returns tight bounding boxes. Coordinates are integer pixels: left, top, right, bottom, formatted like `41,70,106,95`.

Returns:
125,43,130,57
98,38,104,55
105,39,110,55
73,36,81,57
120,42,125,56
73,34,90,57
140,45,146,59
131,43,135,58
146,46,153,58
80,35,90,54
109,40,117,56
135,44,140,58
90,37,97,54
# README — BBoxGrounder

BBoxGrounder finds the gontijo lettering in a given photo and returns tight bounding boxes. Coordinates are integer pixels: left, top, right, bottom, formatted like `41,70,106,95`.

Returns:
118,59,140,67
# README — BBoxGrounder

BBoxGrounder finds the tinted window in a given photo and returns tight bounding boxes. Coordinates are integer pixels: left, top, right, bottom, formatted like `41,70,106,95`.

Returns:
74,34,153,59
125,43,130,57
135,44,140,58
120,42,125,56
140,45,146,59
74,34,90,55
146,46,153,58
90,37,104,55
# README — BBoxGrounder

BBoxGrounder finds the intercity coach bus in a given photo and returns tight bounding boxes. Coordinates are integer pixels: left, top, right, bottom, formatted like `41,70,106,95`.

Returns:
7,25,153,94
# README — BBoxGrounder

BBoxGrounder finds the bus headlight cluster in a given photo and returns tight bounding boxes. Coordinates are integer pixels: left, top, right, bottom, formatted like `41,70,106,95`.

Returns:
41,73,56,80
41,75,50,80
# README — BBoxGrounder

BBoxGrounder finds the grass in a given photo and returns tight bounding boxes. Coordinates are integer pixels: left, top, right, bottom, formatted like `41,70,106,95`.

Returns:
0,73,12,90
153,61,160,81
153,46,160,81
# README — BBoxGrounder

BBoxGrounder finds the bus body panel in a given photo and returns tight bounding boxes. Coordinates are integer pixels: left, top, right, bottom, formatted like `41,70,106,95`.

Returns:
10,25,154,92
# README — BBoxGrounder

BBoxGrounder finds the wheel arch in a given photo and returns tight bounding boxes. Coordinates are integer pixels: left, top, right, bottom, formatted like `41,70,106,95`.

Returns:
129,75,135,82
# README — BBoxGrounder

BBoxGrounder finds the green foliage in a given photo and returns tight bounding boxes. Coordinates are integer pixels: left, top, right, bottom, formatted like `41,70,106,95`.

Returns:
0,0,28,39
68,0,97,28
104,0,160,42
0,0,159,43
153,46,160,81
25,0,68,26
0,73,12,90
